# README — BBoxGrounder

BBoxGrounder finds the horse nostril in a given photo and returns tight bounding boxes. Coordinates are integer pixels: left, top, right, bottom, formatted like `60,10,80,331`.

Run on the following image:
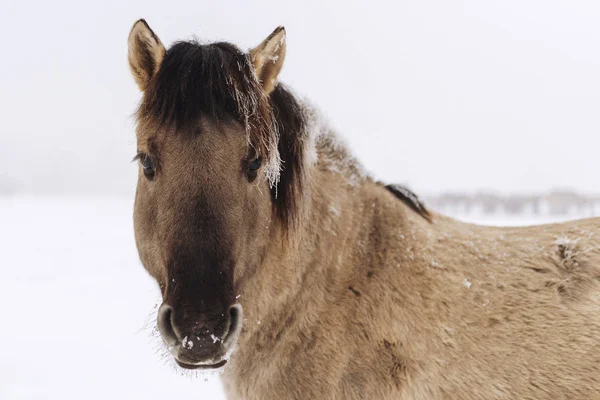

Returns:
229,304,241,324
223,304,243,348
157,303,179,346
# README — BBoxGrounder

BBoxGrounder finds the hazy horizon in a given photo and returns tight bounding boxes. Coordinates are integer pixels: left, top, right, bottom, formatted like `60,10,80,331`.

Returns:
1,0,599,196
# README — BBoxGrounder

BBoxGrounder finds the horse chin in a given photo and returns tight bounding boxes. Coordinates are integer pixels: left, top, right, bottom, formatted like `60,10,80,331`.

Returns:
172,347,230,370
175,359,227,370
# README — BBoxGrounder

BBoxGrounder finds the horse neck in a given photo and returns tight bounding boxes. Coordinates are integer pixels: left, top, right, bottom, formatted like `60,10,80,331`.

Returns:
238,127,378,336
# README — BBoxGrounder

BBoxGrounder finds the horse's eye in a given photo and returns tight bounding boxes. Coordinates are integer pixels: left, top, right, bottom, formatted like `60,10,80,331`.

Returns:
247,157,262,181
140,154,155,179
249,158,262,172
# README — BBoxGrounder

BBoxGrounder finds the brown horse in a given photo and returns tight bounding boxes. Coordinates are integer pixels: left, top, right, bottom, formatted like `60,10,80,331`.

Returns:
127,19,600,399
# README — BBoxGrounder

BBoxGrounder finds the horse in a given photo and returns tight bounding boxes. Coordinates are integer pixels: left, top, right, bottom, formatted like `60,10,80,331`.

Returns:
127,19,600,399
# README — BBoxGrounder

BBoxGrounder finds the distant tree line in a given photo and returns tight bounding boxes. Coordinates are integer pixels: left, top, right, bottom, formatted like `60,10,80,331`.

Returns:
425,190,600,217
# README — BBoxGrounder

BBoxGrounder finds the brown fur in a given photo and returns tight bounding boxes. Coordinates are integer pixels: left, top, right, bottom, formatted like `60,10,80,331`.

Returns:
128,20,600,399
224,169,600,399
224,142,600,399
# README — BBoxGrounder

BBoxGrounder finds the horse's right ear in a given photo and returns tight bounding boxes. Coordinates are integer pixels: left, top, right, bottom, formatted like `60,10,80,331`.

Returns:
128,19,166,91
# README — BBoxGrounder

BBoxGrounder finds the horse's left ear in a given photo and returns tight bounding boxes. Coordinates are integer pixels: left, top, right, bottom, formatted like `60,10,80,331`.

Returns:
250,26,286,94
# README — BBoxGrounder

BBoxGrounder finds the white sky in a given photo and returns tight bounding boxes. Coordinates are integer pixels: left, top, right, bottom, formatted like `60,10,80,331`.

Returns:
1,0,599,195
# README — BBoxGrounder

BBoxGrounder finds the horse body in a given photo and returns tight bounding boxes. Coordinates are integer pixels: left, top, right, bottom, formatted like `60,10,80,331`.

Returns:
224,130,600,399
126,20,600,399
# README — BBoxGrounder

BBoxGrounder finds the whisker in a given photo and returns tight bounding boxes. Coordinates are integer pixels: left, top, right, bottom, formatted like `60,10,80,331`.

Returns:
139,296,225,381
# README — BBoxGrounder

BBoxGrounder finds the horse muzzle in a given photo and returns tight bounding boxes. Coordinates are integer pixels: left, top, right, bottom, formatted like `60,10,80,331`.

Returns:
157,302,243,369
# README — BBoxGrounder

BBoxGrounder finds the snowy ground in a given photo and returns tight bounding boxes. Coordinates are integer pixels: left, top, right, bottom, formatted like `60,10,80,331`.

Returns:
1,196,594,399
0,196,225,400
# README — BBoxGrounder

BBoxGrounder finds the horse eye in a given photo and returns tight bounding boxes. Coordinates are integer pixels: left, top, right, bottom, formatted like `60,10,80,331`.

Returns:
140,154,155,179
249,158,262,172
247,157,262,182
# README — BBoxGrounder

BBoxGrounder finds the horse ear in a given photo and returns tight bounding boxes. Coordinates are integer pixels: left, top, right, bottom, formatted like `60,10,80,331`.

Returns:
250,26,286,94
128,19,166,91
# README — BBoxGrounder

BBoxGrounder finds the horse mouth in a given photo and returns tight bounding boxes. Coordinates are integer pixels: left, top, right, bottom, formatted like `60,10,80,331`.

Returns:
175,359,227,370
172,348,230,370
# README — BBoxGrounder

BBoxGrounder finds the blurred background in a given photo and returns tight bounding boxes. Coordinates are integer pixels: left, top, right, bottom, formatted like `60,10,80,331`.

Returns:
1,0,598,399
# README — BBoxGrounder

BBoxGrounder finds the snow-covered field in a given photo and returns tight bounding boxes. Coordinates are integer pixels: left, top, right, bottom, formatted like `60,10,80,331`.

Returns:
0,196,225,400
1,196,594,399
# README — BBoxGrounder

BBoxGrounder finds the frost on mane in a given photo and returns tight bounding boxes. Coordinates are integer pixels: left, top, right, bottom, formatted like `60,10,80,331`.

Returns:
299,99,369,187
317,132,368,187
258,94,369,201
262,148,282,190
300,100,327,167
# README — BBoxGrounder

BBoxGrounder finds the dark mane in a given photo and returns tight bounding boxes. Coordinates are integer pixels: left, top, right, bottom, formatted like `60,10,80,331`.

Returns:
269,85,308,229
137,40,307,230
139,41,261,130
384,183,432,222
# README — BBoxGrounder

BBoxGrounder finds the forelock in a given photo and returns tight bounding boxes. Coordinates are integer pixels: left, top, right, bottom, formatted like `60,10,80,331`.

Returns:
136,40,281,186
